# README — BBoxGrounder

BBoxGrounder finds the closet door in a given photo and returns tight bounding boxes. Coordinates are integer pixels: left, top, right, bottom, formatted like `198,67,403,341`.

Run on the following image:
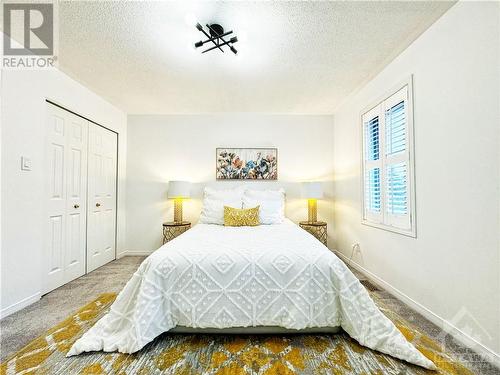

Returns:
45,103,88,293
87,123,118,272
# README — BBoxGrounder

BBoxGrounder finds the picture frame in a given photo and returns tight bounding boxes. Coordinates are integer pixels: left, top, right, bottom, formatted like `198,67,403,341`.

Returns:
216,147,278,180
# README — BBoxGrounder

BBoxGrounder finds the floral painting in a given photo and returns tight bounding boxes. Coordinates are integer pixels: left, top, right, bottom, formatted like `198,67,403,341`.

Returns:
216,148,278,180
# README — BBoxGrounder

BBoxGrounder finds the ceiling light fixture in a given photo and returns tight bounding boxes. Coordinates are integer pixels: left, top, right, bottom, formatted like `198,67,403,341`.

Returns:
193,23,238,55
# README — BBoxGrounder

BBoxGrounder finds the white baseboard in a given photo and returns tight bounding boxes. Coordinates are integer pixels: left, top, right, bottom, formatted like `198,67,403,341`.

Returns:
117,250,151,258
0,292,41,319
335,250,500,369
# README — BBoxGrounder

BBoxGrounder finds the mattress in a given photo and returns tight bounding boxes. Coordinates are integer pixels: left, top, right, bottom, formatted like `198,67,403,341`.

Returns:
67,220,435,369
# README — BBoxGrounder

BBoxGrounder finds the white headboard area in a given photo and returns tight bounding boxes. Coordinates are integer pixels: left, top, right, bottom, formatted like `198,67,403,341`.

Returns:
186,179,334,223
124,113,334,255
189,180,330,199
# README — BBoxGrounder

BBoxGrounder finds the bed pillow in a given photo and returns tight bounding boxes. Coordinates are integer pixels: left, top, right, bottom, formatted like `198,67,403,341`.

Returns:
224,206,260,226
199,186,245,225
242,188,285,224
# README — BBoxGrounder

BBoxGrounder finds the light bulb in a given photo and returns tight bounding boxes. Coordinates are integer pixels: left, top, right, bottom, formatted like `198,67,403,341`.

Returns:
189,42,197,51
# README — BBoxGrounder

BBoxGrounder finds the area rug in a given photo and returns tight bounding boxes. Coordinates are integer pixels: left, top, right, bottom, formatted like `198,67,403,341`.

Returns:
0,293,474,375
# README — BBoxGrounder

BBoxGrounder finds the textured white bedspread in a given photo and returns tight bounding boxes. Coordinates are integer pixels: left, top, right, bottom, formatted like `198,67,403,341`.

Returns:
68,220,434,369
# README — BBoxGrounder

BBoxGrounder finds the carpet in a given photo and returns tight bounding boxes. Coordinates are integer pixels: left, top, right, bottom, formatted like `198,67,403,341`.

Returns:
0,293,474,374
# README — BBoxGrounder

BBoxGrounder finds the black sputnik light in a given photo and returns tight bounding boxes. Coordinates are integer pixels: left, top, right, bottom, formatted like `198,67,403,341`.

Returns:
194,23,238,55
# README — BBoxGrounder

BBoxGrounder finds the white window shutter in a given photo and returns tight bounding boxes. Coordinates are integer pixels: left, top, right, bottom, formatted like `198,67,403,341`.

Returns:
364,167,381,212
385,101,406,156
362,106,383,223
383,87,411,230
361,79,415,236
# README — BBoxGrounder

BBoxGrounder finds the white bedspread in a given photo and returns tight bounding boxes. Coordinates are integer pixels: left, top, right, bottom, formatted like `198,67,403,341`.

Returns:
67,220,434,369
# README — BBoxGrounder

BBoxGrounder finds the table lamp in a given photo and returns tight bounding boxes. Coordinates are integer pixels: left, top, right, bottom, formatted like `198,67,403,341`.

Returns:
301,182,323,223
168,181,191,223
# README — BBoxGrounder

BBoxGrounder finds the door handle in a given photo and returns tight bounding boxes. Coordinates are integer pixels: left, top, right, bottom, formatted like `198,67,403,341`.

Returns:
74,204,80,209
96,203,101,207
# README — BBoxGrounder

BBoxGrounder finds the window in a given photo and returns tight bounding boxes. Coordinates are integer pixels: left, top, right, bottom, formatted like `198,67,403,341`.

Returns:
361,80,415,236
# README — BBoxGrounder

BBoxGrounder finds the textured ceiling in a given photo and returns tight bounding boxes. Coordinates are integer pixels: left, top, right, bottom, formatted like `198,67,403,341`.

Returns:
57,1,455,114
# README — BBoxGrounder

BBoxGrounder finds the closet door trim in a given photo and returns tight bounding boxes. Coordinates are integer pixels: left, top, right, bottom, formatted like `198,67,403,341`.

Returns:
46,100,119,134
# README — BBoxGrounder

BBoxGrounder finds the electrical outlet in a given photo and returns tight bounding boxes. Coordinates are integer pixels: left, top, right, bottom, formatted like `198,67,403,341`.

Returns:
21,156,32,171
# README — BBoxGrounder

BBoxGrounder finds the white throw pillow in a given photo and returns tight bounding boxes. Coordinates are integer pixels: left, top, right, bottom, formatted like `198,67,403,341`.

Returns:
242,188,285,224
199,186,244,225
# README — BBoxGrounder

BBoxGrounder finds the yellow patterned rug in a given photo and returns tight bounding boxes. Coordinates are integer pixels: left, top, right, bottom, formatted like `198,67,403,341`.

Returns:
0,293,474,375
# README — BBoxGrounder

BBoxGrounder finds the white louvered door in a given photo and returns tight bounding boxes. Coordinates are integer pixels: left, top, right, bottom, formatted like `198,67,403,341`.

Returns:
87,123,117,272
45,103,88,293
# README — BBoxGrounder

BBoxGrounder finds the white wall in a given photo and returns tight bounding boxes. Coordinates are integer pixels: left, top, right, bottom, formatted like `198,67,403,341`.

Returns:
1,68,127,317
125,114,334,255
332,1,499,361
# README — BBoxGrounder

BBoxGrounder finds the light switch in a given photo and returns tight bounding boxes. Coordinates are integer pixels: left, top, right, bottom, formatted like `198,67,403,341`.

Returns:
21,156,32,171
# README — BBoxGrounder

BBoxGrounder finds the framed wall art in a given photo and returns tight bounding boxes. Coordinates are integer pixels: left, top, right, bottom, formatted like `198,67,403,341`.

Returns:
216,148,278,180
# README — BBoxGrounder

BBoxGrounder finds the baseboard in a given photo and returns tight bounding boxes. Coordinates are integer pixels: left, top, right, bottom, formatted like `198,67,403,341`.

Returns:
335,250,500,368
117,250,152,258
0,292,41,319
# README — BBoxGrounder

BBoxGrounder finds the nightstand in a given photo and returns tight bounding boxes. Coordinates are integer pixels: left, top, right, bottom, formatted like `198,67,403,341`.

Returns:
163,222,191,244
299,221,327,246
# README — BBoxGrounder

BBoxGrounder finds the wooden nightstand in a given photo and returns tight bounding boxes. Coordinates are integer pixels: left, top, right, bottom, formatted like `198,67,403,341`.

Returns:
299,221,327,246
163,222,191,244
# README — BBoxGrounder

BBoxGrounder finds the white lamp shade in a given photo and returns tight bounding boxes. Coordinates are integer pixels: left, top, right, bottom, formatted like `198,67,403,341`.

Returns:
301,182,323,199
168,181,191,198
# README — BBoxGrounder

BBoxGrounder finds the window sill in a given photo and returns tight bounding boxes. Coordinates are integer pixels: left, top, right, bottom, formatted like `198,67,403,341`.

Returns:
361,220,416,238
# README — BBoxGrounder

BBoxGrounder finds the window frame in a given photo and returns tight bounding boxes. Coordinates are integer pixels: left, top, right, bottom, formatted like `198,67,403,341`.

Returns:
360,76,416,238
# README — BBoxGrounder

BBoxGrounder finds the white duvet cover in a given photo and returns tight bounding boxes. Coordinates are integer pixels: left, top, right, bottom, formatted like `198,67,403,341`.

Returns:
68,220,434,369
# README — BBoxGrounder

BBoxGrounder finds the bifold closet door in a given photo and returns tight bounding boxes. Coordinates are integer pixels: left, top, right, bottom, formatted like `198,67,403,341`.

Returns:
87,123,118,272
45,103,88,293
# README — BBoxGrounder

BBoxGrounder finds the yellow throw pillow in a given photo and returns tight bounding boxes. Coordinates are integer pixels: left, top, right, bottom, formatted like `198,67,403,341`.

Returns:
224,206,260,226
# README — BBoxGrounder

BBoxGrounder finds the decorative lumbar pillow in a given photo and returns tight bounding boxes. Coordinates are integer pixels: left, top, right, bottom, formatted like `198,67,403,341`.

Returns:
224,206,260,226
242,188,285,224
199,186,245,225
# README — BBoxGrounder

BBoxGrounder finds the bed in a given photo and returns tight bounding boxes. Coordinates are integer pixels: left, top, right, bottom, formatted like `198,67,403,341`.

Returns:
67,218,434,369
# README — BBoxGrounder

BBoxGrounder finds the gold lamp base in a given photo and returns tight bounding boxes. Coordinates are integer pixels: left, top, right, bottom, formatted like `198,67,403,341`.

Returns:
307,199,317,223
173,198,183,223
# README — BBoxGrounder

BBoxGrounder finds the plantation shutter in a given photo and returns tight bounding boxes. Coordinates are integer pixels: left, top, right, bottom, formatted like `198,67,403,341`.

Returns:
362,106,383,223
361,80,415,236
383,86,411,230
